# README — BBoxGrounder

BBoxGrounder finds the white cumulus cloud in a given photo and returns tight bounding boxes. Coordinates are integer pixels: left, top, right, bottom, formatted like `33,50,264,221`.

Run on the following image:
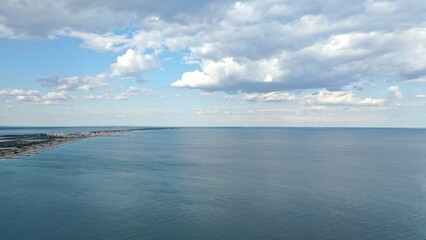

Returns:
111,49,161,77
0,89,73,105
66,31,128,52
303,89,386,106
243,92,296,102
388,86,403,99
171,57,285,91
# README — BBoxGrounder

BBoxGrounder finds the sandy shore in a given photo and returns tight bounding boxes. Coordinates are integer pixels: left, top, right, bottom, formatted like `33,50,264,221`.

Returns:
0,130,130,159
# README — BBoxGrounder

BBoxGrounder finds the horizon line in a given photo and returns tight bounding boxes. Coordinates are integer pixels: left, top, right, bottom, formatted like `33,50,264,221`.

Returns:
1,125,425,130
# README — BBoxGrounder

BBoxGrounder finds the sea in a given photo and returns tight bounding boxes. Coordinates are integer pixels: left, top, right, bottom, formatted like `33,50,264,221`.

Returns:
1,127,426,239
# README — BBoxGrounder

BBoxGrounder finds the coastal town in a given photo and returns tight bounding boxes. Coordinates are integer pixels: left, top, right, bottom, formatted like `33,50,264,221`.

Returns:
0,130,130,159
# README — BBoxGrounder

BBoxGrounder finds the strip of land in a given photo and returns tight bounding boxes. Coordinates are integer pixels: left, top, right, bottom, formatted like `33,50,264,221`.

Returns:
0,130,132,159
0,128,177,159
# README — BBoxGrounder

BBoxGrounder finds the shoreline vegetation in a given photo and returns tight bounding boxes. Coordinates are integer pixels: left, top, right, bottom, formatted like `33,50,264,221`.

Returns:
0,128,173,159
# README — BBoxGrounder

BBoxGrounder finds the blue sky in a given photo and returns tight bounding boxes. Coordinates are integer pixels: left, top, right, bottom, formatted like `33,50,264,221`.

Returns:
1,0,426,127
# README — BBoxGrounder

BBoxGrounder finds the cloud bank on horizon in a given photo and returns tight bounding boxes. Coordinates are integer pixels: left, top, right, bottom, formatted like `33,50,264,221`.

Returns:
0,0,425,126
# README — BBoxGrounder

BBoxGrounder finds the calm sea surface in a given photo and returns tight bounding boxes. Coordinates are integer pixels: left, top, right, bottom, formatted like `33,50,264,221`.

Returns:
1,128,426,239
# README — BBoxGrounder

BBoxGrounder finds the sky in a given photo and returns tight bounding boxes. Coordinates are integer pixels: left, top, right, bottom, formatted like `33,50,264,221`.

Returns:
0,0,426,127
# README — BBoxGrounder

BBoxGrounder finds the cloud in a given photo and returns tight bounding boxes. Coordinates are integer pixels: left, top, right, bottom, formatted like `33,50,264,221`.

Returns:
415,94,426,98
111,49,161,77
223,95,234,100
2,0,426,93
0,0,132,38
364,0,398,14
0,24,14,38
66,31,128,52
135,78,148,84
83,94,111,100
302,89,386,106
407,77,426,83
351,80,373,91
243,92,296,102
0,89,40,97
388,86,403,99
172,24,426,93
114,86,152,100
171,57,285,92
81,86,152,101
37,74,108,91
42,91,71,100
199,92,213,97
0,89,72,105
0,0,231,38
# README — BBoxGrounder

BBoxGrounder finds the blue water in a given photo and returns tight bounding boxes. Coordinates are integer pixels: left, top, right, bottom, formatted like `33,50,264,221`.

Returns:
1,128,426,239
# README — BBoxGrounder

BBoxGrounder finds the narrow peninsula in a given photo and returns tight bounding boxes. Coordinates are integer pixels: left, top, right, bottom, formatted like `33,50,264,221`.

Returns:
0,129,131,159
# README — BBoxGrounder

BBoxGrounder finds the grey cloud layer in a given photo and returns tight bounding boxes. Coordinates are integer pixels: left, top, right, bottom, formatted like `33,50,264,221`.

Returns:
0,0,229,38
37,75,108,91
1,0,426,93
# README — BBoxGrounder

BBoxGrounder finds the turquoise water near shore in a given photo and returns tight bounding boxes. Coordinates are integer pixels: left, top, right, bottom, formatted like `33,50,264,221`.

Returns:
1,128,426,239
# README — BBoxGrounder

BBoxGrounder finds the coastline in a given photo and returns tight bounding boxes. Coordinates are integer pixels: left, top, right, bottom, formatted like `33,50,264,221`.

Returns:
0,130,130,160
